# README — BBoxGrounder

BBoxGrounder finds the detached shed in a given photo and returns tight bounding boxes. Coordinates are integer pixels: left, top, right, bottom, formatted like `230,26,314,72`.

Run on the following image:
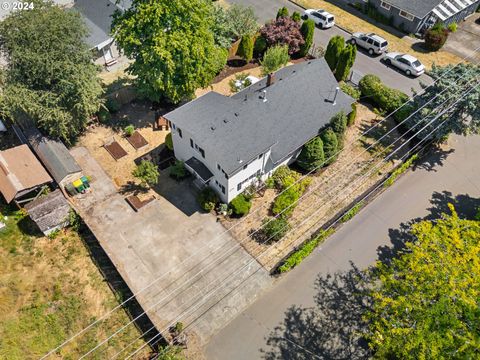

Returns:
25,189,71,236
24,128,82,186
0,145,53,204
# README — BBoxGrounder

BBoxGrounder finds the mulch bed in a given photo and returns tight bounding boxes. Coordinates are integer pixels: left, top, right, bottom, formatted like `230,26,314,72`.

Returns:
126,130,149,150
104,141,128,160
212,58,259,84
125,195,155,211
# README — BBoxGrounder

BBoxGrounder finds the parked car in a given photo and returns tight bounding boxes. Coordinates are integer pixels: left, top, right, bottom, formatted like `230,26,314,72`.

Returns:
350,32,388,55
302,9,335,29
383,53,425,77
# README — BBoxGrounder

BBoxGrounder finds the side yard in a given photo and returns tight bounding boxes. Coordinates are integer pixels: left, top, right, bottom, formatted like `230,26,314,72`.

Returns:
293,0,462,68
0,203,149,359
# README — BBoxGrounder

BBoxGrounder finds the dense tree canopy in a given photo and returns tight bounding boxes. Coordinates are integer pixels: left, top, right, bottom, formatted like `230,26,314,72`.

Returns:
112,0,228,103
0,0,103,144
367,205,480,359
407,63,480,142
211,4,259,47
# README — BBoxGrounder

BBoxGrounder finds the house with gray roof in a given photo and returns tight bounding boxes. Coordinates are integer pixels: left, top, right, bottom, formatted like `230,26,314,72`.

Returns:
368,0,480,34
164,58,354,203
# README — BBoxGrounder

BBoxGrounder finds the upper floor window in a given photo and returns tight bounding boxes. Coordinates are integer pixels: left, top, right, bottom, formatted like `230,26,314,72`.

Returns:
237,183,242,191
380,1,391,10
399,10,414,21
190,139,194,148
243,164,248,170
217,163,221,171
199,148,205,159
177,128,183,138
258,153,263,159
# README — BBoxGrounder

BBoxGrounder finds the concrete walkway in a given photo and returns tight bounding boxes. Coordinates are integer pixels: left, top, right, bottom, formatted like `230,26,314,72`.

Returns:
205,134,480,359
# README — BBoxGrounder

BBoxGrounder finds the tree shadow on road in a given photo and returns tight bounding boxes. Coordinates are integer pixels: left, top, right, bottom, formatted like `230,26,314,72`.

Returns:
413,145,454,172
377,191,480,263
262,263,372,360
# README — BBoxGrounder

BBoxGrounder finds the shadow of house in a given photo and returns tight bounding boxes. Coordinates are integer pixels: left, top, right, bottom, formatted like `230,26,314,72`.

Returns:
263,263,372,360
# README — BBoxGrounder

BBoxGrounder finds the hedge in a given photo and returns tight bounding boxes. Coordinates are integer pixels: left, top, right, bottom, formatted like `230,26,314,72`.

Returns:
230,194,252,216
384,154,418,187
347,103,357,126
278,229,335,273
359,74,409,120
340,201,364,223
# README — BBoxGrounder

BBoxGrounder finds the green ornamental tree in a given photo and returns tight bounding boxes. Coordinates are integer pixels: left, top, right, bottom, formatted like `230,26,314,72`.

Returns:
230,194,252,216
133,160,160,187
262,217,290,242
406,63,480,142
227,4,259,39
297,136,325,171
0,0,103,144
276,6,289,19
237,34,254,62
320,128,338,165
366,205,480,359
165,132,174,151
335,43,357,81
330,111,348,135
112,0,228,104
291,11,302,22
324,35,345,71
260,45,290,76
298,19,315,57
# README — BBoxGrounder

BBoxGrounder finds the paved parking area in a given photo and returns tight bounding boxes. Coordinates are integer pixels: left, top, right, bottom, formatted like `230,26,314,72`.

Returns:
444,13,480,61
69,147,272,349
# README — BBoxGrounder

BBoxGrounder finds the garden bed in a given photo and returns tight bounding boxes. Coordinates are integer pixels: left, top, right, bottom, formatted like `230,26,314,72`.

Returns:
126,130,149,149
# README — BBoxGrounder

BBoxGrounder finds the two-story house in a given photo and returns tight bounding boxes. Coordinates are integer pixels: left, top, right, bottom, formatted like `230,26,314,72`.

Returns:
163,58,354,204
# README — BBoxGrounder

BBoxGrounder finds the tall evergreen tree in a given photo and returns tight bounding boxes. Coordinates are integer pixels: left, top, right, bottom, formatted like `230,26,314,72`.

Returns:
324,36,345,71
237,35,254,62
297,136,324,171
335,44,357,81
276,6,289,19
0,0,103,144
112,0,228,103
298,19,315,57
320,128,338,165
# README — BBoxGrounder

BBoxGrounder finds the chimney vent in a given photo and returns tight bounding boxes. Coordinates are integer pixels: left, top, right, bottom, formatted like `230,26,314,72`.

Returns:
267,73,275,87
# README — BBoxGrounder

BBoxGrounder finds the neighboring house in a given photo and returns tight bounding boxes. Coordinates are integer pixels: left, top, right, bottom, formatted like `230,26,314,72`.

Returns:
368,0,480,34
0,145,53,204
73,0,124,66
164,59,354,204
25,189,71,236
22,127,82,187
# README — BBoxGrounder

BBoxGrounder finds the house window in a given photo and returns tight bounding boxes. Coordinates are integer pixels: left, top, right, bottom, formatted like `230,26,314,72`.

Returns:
172,123,176,130
256,170,261,177
399,10,414,21
217,164,221,171
177,128,183,138
190,139,194,148
237,183,242,191
221,185,225,194
380,1,391,10
258,153,263,159
199,148,205,158
243,164,248,170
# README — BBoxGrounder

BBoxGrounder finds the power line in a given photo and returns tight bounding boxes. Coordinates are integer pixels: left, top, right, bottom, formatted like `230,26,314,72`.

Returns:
42,49,480,358
120,80,480,360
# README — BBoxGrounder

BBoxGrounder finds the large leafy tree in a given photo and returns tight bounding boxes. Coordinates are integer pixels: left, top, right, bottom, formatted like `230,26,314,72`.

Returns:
112,0,228,103
0,0,103,144
367,205,480,359
406,63,480,142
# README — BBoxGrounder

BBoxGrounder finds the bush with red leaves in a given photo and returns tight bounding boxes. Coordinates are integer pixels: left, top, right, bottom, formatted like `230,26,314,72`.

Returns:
424,24,449,51
260,17,305,55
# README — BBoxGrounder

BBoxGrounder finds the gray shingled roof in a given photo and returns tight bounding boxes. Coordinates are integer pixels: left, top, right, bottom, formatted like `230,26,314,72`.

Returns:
164,58,354,176
73,0,119,48
24,128,81,184
384,0,443,18
25,189,70,234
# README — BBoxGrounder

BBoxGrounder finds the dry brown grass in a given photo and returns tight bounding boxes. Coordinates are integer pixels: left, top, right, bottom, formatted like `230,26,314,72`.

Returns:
295,0,462,69
222,104,403,270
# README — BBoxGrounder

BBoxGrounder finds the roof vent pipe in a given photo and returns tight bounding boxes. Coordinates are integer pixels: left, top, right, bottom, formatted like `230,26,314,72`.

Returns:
332,86,340,106
262,90,267,103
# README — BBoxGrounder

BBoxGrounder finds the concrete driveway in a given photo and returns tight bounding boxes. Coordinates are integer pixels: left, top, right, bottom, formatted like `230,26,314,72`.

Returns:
228,0,433,94
70,147,272,348
205,134,480,359
444,13,480,61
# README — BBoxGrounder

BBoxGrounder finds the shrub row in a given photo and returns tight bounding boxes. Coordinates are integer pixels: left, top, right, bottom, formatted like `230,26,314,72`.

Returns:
278,229,335,273
384,154,418,187
359,74,409,121
340,201,364,223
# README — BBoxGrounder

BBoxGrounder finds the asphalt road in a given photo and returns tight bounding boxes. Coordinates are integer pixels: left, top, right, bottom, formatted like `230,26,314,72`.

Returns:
227,0,433,94
205,135,480,359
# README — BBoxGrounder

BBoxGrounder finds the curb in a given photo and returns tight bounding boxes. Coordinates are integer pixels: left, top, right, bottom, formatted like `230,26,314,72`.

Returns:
288,0,353,35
